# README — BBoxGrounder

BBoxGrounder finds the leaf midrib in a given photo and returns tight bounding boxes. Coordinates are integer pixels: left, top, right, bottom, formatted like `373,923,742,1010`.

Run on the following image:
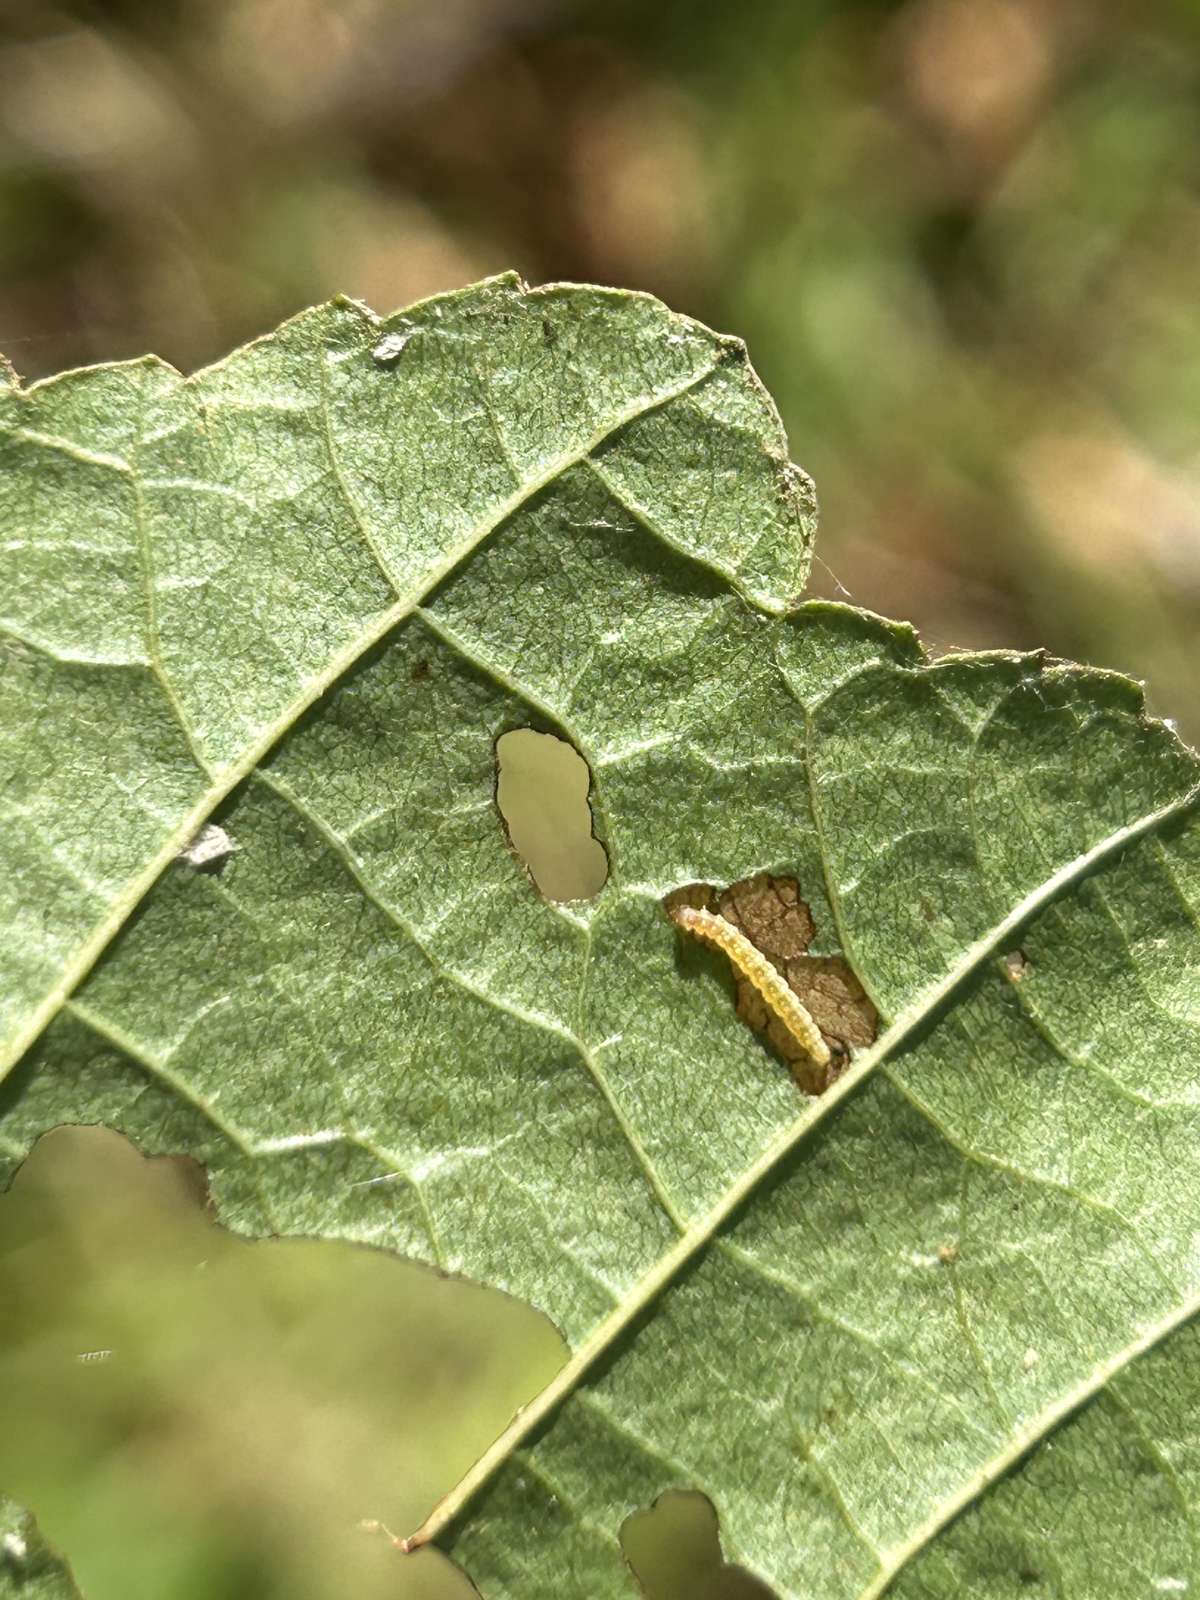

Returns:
405,777,1200,1558
0,354,726,1081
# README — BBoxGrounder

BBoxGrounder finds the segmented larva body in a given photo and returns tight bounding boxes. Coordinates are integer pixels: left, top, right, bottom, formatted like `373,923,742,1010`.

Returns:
670,905,831,1067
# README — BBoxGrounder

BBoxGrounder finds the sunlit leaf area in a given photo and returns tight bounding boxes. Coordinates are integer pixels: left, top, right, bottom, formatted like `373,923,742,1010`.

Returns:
4,4,1200,1599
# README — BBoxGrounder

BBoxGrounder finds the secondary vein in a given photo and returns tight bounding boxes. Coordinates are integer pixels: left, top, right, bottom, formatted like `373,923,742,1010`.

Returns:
0,355,723,1081
401,777,1200,1552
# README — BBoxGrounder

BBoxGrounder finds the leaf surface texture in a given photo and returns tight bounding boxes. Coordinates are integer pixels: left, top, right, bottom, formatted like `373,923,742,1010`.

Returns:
3,276,1199,1600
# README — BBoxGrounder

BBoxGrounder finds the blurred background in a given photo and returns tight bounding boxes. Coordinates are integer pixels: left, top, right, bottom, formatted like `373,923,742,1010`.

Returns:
4,0,1200,1594
5,0,1200,735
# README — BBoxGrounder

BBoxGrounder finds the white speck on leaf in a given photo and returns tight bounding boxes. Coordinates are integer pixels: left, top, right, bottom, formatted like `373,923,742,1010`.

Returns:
1003,950,1029,983
180,823,236,870
373,331,414,365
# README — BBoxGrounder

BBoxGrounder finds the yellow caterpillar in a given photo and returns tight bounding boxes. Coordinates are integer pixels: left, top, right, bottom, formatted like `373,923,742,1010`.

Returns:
669,904,830,1068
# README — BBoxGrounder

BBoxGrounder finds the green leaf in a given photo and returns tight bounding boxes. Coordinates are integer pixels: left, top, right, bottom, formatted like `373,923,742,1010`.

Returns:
3,275,1200,1599
1,1499,79,1600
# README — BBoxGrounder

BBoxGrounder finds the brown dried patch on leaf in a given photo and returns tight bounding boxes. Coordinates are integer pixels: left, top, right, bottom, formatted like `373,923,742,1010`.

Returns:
717,872,815,960
787,956,878,1052
778,955,878,1093
664,873,878,1095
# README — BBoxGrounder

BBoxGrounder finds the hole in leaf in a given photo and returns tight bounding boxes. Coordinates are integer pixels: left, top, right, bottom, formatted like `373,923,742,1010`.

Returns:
621,1489,778,1600
495,728,608,902
0,1127,566,1600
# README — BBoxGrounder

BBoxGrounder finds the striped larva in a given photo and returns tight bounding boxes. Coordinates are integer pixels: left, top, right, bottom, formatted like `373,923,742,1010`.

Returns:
669,904,831,1068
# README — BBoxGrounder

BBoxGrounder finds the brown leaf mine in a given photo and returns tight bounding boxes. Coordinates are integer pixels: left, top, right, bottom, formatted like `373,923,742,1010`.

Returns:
664,874,879,1094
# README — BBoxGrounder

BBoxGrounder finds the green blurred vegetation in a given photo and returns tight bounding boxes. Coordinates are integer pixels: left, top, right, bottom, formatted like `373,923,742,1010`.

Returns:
0,1129,565,1599
5,0,1200,1594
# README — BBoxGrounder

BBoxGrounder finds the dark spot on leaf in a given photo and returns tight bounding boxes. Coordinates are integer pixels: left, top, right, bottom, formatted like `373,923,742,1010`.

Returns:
410,658,431,683
541,318,557,346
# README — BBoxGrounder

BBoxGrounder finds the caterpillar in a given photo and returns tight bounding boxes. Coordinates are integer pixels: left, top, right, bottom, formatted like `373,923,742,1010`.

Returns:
669,904,831,1068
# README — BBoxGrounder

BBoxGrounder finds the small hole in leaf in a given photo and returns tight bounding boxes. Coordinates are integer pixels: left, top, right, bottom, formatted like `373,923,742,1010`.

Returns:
621,1490,778,1600
495,728,608,901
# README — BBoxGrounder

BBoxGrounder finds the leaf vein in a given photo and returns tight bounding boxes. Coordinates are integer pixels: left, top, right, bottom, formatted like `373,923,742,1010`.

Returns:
405,778,1200,1550
252,767,687,1234
0,353,723,1077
